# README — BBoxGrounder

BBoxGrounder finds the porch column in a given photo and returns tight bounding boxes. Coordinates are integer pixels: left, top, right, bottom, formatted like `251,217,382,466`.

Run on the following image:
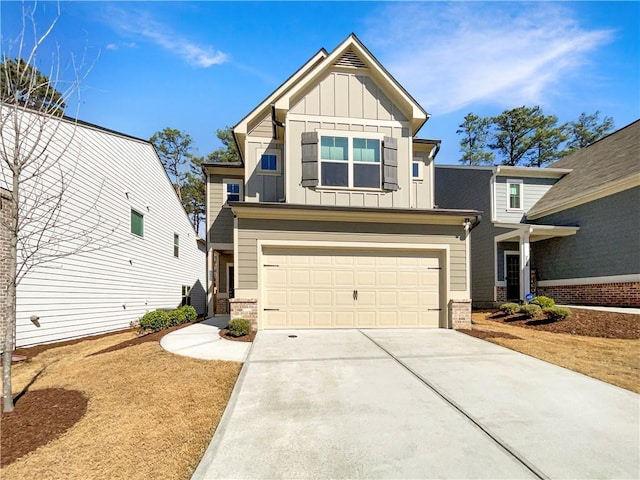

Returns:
212,250,220,315
519,231,531,300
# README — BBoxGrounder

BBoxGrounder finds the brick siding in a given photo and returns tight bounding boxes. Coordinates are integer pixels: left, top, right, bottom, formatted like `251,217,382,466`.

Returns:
449,299,471,328
229,298,258,329
216,297,229,314
496,287,506,304
537,282,640,308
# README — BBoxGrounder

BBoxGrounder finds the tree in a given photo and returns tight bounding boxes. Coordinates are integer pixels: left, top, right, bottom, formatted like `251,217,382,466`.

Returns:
1,57,66,116
182,156,205,233
527,115,569,167
456,113,494,165
208,127,239,163
565,111,614,154
489,106,545,166
1,5,101,413
150,128,194,201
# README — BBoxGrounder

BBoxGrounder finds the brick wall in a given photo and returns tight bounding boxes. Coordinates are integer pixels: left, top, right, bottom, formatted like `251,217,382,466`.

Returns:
537,282,640,308
216,297,229,314
229,298,258,329
1,189,13,350
496,287,506,304
449,299,471,328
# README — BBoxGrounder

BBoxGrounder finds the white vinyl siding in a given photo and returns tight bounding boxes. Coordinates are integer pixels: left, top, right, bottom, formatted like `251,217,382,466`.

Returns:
2,108,206,347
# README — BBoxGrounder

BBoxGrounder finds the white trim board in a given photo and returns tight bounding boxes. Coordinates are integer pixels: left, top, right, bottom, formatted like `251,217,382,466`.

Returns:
538,274,640,287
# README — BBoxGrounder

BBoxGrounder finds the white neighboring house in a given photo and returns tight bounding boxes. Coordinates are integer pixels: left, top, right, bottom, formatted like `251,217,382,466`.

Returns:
1,105,206,347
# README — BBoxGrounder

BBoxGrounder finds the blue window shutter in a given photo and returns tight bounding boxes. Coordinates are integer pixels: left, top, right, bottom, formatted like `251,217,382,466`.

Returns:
382,136,398,191
301,132,318,187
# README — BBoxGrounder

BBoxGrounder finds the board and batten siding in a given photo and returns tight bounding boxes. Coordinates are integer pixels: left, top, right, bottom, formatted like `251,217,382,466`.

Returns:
245,140,285,203
1,108,206,347
286,120,411,208
494,176,557,222
410,150,434,209
290,71,408,122
236,218,468,292
531,187,640,281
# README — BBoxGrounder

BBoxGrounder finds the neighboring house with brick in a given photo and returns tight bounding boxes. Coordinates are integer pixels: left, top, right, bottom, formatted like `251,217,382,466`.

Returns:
435,119,640,308
1,105,206,347
203,34,481,330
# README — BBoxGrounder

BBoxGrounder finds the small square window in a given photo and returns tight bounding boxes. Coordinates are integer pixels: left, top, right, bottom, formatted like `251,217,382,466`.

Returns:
224,180,242,203
173,234,179,257
508,181,522,210
412,160,423,180
260,154,277,171
131,209,144,237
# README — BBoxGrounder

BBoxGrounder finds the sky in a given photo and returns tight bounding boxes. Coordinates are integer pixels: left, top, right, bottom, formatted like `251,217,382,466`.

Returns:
1,1,639,165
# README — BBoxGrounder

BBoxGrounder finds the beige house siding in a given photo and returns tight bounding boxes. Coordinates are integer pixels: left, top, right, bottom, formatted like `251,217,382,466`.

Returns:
290,72,408,122
208,176,241,245
248,112,272,138
410,150,434,209
236,218,467,292
245,140,285,202
287,119,411,208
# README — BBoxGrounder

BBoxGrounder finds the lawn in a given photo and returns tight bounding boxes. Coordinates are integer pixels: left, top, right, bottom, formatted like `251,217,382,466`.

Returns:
463,309,639,393
1,327,242,479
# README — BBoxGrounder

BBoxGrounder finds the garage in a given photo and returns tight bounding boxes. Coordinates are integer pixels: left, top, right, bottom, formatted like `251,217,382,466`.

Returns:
261,247,442,329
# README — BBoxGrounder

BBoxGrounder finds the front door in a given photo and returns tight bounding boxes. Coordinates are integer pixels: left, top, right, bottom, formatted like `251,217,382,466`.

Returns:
506,254,520,301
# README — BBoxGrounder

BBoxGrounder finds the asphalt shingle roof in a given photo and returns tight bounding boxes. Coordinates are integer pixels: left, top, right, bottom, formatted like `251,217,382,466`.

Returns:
527,119,640,219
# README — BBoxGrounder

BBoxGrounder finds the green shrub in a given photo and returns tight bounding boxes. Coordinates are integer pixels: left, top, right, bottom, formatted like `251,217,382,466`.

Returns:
168,308,187,326
500,303,520,315
179,305,197,322
519,304,542,319
228,318,251,337
530,295,555,309
139,310,170,332
544,306,572,322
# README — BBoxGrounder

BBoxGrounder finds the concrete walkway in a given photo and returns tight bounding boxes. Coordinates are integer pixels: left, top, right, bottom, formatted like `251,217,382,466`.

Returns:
160,316,251,362
193,329,639,480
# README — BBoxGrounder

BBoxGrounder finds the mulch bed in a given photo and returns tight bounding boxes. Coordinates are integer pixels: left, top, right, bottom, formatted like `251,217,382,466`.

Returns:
458,329,522,340
218,328,256,343
487,308,639,339
1,388,88,467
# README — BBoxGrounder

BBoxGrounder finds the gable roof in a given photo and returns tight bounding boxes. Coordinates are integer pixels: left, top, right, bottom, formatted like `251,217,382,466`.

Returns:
527,119,640,219
233,34,429,162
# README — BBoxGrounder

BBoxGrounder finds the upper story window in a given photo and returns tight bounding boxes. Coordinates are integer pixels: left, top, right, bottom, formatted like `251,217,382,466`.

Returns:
130,209,144,237
223,179,243,203
258,149,280,174
507,180,523,210
319,133,381,189
412,158,423,181
173,234,179,257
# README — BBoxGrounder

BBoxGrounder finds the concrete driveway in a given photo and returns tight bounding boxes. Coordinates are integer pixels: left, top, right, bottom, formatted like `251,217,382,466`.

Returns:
193,329,639,480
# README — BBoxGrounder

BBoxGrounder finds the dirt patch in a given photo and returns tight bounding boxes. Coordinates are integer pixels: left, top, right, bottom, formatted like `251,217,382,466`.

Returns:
218,328,256,343
458,328,522,340
1,388,88,467
488,308,639,339
90,322,197,356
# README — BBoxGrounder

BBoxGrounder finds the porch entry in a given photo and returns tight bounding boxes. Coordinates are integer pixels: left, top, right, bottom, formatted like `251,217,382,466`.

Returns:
505,253,520,301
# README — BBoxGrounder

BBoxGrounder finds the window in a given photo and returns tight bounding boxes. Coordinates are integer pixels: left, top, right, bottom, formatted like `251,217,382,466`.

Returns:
507,180,523,210
173,234,179,257
319,133,381,189
181,285,191,306
258,149,280,173
223,179,243,203
412,158,423,181
130,209,144,237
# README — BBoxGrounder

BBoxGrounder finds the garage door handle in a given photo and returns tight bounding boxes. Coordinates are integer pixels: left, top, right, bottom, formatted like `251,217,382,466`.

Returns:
353,290,358,300
428,308,442,311
264,308,280,311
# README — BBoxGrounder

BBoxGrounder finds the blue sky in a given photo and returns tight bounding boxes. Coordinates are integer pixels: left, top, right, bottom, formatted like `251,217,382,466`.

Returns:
2,1,638,164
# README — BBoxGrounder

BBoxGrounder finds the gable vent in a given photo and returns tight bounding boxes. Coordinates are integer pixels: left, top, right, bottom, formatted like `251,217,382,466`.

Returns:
334,49,367,69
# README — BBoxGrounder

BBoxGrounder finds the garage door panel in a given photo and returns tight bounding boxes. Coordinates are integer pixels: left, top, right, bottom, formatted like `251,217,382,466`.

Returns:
262,248,442,329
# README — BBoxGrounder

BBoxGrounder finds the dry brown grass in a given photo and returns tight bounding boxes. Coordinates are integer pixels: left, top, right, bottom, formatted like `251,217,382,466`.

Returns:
471,312,640,393
2,330,242,479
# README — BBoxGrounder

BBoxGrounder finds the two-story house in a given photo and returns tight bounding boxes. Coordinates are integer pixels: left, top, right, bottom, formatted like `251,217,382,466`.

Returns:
203,34,481,330
435,119,640,308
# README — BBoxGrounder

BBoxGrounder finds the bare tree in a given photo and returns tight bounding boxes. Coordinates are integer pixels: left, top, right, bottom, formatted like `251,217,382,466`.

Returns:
1,3,105,412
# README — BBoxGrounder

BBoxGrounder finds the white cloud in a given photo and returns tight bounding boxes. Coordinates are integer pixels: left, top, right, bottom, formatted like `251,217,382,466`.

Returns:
104,8,227,68
363,3,613,114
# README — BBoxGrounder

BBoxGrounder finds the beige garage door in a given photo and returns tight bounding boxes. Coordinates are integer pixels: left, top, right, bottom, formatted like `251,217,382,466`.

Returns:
262,247,442,329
